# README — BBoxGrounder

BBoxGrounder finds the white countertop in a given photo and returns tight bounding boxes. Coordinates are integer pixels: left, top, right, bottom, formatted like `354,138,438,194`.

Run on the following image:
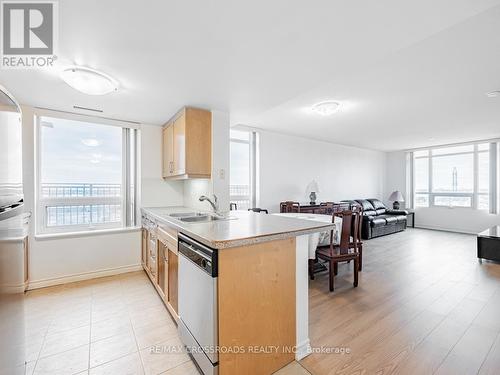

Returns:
141,206,335,249
0,213,30,241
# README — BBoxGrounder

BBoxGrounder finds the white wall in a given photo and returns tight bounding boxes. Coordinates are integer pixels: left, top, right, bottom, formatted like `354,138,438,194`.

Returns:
384,151,408,207
183,110,230,212
140,124,184,207
258,130,387,213
385,150,500,234
29,231,141,289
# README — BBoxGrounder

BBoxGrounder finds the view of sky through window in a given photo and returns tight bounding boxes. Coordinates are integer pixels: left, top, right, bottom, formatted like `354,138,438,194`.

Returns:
40,117,122,184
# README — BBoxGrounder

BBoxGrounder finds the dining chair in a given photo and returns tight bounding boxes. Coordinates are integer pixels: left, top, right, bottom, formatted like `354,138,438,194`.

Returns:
329,202,364,271
332,202,351,213
317,202,334,215
279,201,300,213
316,210,359,292
309,202,342,279
229,203,237,211
349,204,364,271
248,208,269,214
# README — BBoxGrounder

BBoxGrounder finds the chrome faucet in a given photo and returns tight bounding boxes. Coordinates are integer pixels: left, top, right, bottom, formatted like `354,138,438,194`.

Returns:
199,194,220,215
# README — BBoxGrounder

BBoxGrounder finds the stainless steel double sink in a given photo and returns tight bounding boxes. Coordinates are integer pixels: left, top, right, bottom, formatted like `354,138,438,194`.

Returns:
169,212,227,223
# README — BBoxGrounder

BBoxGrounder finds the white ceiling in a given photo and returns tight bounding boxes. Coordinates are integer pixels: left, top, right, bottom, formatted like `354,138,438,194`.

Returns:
1,0,500,151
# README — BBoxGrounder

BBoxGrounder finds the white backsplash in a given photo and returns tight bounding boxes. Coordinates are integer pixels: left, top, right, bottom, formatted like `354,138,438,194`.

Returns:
183,179,213,211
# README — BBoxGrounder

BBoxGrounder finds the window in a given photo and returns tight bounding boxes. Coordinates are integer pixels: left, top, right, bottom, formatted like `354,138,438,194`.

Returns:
37,115,138,234
229,129,258,210
411,142,498,212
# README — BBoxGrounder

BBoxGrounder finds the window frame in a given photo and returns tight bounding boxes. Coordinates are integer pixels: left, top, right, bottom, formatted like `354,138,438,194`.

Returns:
229,128,259,210
410,141,498,213
35,109,139,235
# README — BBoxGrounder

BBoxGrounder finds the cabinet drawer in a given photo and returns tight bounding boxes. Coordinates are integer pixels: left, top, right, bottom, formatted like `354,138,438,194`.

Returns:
158,226,177,250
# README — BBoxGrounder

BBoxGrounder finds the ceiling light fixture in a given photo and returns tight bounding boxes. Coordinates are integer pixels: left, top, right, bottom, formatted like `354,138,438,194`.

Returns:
60,66,118,95
486,90,500,98
311,101,340,116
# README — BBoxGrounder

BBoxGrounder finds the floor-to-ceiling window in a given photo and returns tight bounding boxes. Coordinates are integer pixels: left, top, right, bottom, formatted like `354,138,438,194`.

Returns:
411,142,498,213
229,128,258,210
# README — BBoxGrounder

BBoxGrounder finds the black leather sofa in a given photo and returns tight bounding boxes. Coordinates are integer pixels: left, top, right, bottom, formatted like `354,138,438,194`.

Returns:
343,199,408,239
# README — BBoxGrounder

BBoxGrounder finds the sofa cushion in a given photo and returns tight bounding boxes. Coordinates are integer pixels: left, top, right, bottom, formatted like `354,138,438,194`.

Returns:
381,215,398,224
368,199,387,210
355,199,375,212
394,215,407,223
363,210,377,217
386,209,409,215
375,208,387,215
370,217,386,227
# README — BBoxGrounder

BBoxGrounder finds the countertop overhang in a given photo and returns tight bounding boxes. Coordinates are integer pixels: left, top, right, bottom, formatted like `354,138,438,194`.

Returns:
141,206,334,249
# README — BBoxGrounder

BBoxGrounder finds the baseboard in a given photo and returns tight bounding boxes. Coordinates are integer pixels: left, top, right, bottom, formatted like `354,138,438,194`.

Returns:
0,283,27,294
27,264,143,290
414,224,477,235
295,338,311,361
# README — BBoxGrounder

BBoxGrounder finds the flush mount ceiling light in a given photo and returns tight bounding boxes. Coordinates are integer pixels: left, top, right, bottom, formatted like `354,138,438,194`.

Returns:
60,66,118,95
311,101,340,116
486,90,500,98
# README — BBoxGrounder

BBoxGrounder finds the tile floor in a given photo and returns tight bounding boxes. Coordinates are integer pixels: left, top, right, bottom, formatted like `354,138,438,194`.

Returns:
1,271,310,375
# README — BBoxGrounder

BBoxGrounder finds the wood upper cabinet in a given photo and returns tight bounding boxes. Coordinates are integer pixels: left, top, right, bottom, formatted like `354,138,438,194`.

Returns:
162,107,211,179
162,123,174,178
173,115,186,175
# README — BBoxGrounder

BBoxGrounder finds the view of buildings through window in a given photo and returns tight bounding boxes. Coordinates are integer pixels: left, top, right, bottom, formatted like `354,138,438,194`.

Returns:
412,143,495,211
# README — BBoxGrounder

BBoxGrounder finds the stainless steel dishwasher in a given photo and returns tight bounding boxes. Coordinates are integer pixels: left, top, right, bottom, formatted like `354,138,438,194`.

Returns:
178,233,218,375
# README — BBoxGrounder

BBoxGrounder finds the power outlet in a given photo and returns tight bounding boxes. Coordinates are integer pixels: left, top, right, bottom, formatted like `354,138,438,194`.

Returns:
218,169,225,180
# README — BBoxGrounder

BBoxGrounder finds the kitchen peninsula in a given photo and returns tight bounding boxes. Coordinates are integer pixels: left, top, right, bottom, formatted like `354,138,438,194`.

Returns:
141,207,334,375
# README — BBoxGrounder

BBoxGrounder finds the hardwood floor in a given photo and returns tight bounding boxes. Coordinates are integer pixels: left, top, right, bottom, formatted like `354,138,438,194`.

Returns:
302,228,500,375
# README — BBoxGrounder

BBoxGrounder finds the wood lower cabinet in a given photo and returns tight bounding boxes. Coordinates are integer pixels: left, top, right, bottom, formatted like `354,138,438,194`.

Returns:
218,238,296,375
162,107,211,180
141,228,147,266
142,220,179,320
157,240,168,298
167,246,178,314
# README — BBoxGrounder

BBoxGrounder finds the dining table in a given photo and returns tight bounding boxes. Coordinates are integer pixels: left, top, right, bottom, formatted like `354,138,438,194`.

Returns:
273,213,342,259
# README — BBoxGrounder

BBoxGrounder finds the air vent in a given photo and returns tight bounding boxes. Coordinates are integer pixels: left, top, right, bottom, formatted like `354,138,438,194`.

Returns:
73,105,103,113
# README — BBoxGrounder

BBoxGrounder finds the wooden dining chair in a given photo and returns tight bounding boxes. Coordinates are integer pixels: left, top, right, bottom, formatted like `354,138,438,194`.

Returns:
248,208,269,214
332,202,351,213
317,202,334,215
316,210,359,292
279,201,300,213
349,204,364,271
332,202,363,271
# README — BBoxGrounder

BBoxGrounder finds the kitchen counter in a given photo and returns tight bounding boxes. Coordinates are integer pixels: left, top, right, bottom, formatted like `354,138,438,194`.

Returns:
0,213,30,241
141,206,334,249
141,206,332,373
